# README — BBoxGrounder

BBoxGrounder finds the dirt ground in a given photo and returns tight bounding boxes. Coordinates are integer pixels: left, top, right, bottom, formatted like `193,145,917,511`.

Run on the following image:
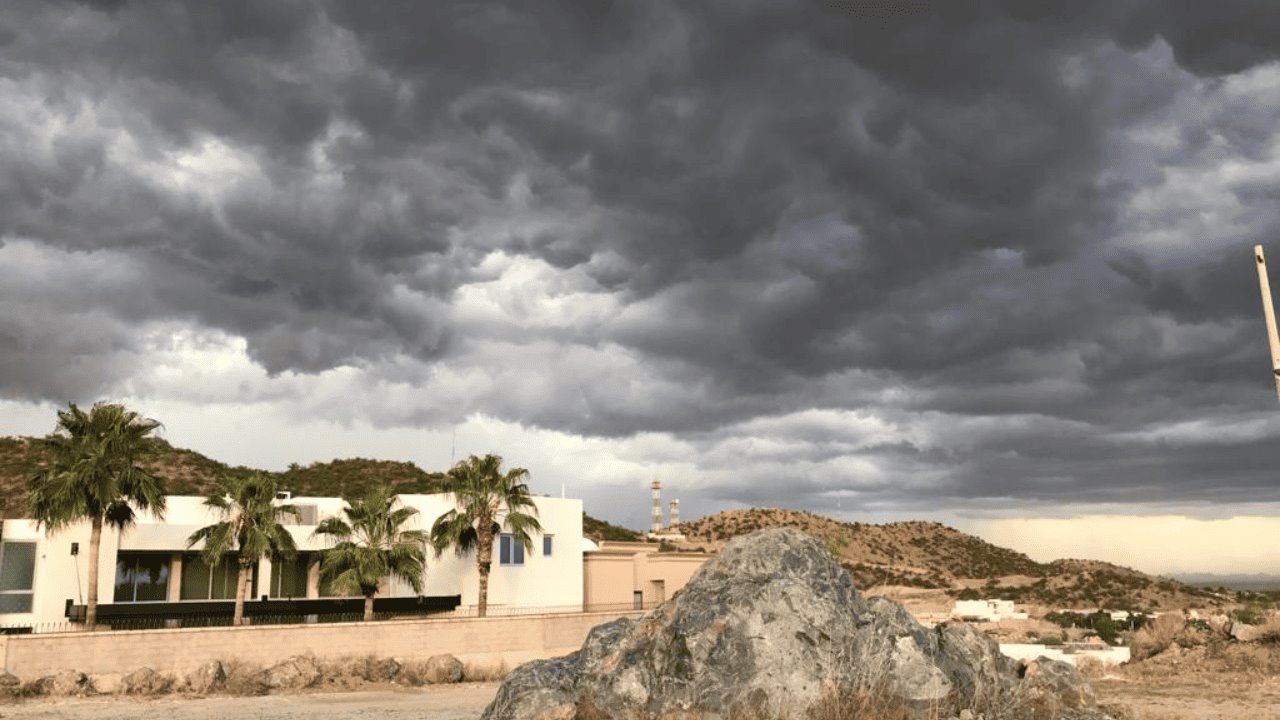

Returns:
1095,673,1280,720
0,682,500,720
1089,643,1280,720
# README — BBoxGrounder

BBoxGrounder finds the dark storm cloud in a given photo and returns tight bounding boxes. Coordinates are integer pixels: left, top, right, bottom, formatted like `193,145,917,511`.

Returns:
4,0,1280,515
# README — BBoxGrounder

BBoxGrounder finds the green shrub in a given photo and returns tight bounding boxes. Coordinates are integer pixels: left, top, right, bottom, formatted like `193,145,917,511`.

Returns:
1041,635,1064,646
1234,604,1267,626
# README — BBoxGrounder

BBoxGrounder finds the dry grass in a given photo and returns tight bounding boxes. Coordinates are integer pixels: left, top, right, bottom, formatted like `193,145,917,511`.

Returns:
220,659,270,696
1130,613,1185,661
462,659,510,682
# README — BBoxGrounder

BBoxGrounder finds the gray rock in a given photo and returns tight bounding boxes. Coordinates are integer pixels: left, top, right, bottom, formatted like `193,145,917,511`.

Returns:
1229,621,1264,642
0,671,19,697
120,667,172,695
48,669,89,696
482,528,1109,720
187,660,226,694
263,655,321,690
1021,657,1098,710
423,654,464,684
361,657,402,683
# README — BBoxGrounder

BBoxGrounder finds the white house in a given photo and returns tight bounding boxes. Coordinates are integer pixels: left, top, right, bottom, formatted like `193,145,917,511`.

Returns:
951,599,1029,622
0,493,584,629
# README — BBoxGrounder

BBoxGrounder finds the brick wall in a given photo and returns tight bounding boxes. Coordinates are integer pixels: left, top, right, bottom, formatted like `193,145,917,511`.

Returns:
2,610,641,678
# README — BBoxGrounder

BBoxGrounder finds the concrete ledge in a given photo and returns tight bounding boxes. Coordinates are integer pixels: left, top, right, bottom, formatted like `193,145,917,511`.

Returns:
2,610,642,678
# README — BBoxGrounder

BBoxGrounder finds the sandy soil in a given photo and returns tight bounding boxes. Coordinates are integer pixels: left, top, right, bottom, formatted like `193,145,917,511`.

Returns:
0,683,500,720
1095,674,1280,720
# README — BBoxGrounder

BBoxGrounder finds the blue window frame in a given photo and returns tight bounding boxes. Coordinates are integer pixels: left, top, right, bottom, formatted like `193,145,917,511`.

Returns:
543,535,553,556
499,534,525,566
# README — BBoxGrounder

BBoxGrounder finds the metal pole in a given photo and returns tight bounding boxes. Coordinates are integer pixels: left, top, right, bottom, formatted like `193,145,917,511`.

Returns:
1254,245,1280,401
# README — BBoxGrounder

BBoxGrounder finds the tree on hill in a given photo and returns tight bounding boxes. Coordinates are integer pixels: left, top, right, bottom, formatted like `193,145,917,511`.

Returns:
187,473,300,626
27,403,167,630
583,512,641,542
430,454,541,617
314,486,427,621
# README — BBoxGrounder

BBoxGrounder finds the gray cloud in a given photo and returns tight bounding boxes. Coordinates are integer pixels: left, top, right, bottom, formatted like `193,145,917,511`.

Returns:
4,0,1280,520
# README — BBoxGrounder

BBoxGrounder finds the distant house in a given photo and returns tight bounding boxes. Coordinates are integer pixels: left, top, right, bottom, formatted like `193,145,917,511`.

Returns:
582,540,712,610
0,493,584,630
951,598,1028,622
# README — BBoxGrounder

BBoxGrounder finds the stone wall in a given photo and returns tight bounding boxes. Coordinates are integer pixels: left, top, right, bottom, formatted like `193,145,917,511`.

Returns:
1,610,640,678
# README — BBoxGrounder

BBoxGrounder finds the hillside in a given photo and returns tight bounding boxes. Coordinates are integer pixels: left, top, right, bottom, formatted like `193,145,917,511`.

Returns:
582,513,642,542
676,507,1218,611
1,435,443,511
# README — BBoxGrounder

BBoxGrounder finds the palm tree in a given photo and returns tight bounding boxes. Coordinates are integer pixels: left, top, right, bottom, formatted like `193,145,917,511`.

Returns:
430,454,542,617
27,402,167,630
313,486,427,621
186,473,300,626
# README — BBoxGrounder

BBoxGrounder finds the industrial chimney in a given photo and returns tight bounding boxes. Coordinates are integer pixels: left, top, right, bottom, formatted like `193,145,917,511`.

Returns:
669,499,680,528
650,480,663,533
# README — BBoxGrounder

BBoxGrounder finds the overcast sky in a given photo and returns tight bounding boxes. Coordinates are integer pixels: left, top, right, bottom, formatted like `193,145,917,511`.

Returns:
4,1,1280,567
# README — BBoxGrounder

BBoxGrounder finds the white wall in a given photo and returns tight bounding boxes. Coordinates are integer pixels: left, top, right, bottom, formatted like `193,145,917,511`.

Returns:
0,493,584,628
403,494,584,610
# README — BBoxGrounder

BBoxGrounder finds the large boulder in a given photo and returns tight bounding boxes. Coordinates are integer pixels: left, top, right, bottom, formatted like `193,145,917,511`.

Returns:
187,660,227,694
47,669,90,697
483,528,1109,720
422,654,464,684
120,667,173,695
263,655,321,690
0,671,19,697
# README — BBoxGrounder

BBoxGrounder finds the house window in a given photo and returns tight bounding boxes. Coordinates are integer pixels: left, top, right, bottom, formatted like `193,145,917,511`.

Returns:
180,554,252,601
543,535,553,556
281,504,318,526
114,553,170,603
0,541,36,613
499,534,525,566
270,553,310,598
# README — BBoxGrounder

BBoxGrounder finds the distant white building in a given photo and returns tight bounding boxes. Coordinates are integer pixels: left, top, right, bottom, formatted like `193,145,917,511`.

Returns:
952,599,1029,622
0,493,584,629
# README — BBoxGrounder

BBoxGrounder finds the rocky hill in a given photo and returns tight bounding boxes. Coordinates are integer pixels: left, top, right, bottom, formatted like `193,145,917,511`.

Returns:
676,507,1217,611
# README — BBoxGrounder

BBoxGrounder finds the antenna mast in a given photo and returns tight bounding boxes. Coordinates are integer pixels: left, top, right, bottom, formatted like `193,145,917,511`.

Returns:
1254,245,1280,401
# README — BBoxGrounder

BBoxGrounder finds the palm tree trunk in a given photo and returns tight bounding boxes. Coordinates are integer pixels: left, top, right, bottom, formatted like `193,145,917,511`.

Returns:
476,533,492,618
233,561,251,626
363,594,375,622
86,516,103,631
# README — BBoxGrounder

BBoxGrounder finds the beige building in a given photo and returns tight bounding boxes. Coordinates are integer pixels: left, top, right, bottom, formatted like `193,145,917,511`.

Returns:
582,541,712,610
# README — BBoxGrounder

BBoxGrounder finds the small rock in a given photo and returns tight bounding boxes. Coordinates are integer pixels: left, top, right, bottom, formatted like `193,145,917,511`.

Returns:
360,657,401,683
48,669,89,696
1229,621,1264,643
424,654,464,684
187,660,226,694
264,656,321,690
121,667,172,695
1021,657,1096,709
